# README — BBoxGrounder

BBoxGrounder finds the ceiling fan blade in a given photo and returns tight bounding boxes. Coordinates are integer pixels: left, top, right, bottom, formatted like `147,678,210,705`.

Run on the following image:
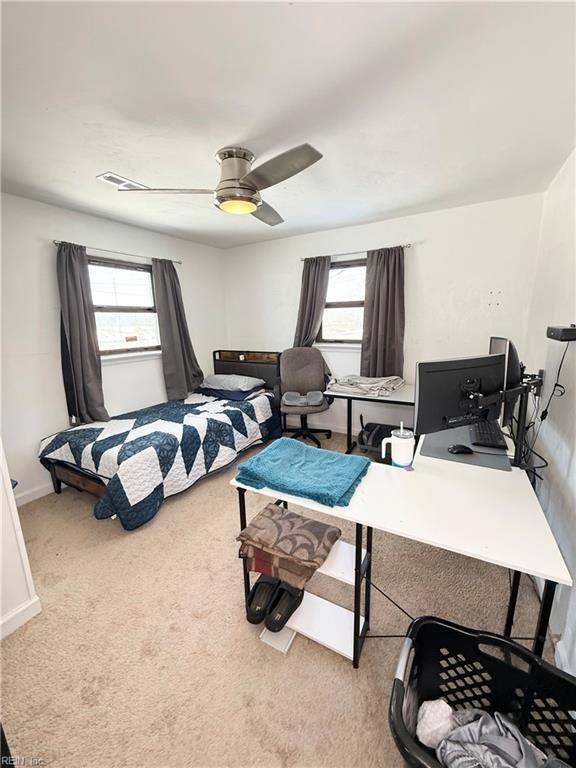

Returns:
241,143,322,191
118,188,214,194
251,201,284,226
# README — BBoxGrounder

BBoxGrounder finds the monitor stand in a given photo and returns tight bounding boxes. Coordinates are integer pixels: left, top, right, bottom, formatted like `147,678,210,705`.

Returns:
420,425,511,472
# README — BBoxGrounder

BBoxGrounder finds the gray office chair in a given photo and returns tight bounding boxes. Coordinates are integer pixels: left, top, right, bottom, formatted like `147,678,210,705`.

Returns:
280,347,332,447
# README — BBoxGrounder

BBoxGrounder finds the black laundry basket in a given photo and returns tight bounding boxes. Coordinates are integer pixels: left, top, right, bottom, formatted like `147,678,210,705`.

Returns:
389,616,576,768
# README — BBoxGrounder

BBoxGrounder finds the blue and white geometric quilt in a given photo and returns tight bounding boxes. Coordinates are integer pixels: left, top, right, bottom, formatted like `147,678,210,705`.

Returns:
39,393,280,530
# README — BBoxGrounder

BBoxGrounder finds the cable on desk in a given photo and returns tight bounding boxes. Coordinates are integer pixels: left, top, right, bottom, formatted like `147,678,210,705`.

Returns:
521,341,571,487
536,341,569,437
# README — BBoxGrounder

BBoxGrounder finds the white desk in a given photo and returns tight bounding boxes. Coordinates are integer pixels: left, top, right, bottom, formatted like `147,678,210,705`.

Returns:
232,438,571,667
323,383,415,453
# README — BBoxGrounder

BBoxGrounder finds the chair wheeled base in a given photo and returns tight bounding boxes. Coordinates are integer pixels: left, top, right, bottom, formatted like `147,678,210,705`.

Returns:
286,414,332,448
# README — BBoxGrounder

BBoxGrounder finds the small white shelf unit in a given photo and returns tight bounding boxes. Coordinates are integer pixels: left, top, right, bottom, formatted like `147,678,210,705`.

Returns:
259,539,368,660
316,538,366,586
284,591,365,661
234,476,372,666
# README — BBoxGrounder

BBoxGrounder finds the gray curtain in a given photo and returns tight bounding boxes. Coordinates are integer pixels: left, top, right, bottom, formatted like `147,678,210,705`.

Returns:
293,255,331,346
152,259,203,400
57,242,110,424
361,247,405,377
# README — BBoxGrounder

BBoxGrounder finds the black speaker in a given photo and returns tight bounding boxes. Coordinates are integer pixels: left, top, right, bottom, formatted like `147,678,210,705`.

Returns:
547,325,576,342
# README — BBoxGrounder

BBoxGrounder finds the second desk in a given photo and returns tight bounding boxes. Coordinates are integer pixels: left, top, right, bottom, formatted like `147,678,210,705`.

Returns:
324,383,416,453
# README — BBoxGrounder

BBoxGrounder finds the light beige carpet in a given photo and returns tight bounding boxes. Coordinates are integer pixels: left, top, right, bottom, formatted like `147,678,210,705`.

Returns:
2,434,547,768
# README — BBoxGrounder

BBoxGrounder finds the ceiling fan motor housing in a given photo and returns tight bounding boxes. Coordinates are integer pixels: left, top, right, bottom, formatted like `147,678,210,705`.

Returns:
214,146,261,209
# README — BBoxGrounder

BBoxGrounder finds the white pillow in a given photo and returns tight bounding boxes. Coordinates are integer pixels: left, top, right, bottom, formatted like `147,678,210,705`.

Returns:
203,373,266,392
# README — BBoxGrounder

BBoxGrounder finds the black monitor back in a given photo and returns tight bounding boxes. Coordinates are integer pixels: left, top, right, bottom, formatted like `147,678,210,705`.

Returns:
414,353,506,435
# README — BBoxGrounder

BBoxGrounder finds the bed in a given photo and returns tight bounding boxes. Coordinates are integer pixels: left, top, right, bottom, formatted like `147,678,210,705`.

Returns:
39,351,281,530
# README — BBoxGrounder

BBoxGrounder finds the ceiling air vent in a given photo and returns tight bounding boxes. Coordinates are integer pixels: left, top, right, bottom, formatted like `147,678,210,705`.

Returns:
96,172,148,190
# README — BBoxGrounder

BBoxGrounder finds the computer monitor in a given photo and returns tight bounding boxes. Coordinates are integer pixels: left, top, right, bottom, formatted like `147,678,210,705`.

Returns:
414,353,506,436
489,336,523,427
489,337,509,426
489,336,522,389
489,336,509,379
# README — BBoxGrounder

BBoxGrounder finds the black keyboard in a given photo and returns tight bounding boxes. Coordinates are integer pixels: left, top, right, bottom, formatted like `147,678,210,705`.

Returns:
469,421,507,450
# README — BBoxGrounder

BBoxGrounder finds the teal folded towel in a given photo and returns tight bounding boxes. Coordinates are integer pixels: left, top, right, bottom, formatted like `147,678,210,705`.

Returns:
236,437,370,507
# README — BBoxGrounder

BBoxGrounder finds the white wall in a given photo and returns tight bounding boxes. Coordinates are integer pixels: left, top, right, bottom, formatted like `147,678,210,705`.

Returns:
221,193,543,432
1,193,226,504
523,151,575,672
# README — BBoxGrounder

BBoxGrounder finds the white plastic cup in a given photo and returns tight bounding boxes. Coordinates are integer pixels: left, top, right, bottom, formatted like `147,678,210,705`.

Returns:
381,423,415,467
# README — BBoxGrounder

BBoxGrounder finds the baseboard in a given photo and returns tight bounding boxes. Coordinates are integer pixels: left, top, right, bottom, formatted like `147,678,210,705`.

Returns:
1,595,42,639
14,482,54,507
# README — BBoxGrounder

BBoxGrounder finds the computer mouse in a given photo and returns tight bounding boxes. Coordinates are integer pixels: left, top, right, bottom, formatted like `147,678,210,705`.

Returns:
448,444,474,455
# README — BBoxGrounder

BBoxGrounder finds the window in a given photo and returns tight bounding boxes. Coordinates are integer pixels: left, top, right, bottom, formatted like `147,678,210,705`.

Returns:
87,257,161,355
317,259,366,343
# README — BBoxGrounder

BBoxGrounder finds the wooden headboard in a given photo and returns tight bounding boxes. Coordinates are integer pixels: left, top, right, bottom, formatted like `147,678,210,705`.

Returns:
213,350,281,390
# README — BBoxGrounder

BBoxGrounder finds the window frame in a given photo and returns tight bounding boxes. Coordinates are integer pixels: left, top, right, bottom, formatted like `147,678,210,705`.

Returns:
316,258,367,344
87,255,162,356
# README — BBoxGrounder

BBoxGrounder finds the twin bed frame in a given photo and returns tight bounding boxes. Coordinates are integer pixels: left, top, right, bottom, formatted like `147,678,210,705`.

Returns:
44,350,281,498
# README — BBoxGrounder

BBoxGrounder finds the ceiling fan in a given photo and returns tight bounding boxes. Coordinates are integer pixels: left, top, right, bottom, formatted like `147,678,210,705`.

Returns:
97,143,322,227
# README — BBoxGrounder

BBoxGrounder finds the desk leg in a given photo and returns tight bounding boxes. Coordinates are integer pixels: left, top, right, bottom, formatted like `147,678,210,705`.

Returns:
346,399,357,454
364,527,373,630
504,571,521,637
353,523,362,668
533,580,556,658
238,488,250,603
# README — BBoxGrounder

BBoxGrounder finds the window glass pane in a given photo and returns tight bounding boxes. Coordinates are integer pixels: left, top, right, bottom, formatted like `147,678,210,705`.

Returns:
88,264,154,308
95,312,160,352
326,265,366,302
321,307,364,341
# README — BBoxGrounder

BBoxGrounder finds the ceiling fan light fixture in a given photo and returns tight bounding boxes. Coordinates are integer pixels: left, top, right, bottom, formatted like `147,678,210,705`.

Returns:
218,198,258,215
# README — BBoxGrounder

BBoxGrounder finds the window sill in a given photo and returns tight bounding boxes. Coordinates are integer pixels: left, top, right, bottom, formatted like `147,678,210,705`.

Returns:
314,342,361,351
101,350,162,366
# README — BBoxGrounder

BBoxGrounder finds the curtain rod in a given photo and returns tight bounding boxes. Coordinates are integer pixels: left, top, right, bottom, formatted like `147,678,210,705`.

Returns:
52,241,182,265
300,242,419,261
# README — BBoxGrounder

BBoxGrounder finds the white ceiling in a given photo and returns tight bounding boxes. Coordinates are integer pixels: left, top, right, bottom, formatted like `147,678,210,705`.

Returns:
2,2,574,249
